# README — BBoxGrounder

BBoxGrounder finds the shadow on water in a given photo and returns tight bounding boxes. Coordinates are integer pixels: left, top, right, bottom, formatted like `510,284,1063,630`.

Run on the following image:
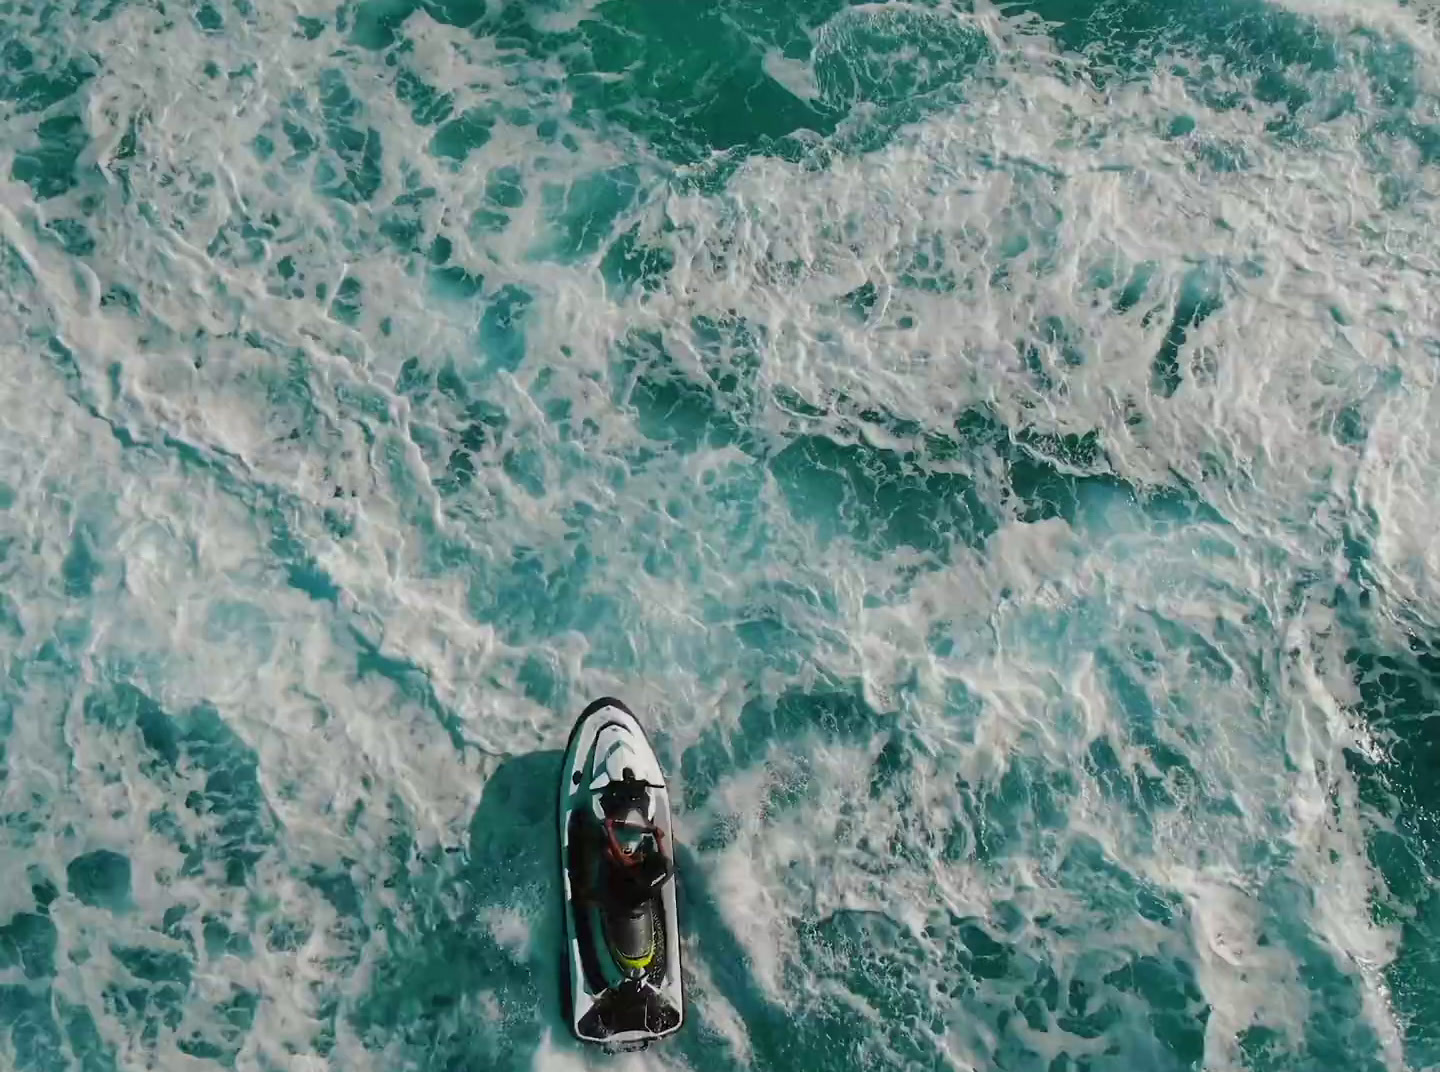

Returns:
354,749,576,1070
356,740,868,1070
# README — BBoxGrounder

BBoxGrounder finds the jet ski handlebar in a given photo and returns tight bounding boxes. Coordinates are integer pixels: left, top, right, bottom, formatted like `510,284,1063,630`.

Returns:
589,780,666,793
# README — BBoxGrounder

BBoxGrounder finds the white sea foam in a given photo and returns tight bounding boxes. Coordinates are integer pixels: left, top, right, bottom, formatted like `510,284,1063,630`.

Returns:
1,0,1437,1066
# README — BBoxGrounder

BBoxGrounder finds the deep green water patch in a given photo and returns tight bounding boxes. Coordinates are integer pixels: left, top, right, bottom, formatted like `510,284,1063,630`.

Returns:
67,850,132,911
83,685,278,886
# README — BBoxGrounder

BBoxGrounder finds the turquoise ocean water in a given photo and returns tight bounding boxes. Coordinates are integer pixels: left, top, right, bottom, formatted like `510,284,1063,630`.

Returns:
2,0,1439,1068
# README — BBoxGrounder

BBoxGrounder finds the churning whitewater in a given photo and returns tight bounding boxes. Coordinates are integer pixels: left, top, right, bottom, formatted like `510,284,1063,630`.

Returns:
1,0,1438,1068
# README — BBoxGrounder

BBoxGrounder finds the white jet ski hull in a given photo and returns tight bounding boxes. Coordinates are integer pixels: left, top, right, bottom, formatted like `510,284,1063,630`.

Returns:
559,697,684,1047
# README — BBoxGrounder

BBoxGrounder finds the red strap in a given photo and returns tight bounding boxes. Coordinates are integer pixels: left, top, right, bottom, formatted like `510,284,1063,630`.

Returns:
604,817,663,868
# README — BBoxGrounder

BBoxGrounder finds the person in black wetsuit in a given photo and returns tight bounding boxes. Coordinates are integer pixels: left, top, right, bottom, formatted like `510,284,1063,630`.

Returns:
578,768,673,910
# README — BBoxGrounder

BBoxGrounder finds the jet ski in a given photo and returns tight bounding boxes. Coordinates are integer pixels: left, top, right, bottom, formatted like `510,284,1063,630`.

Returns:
559,697,684,1048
